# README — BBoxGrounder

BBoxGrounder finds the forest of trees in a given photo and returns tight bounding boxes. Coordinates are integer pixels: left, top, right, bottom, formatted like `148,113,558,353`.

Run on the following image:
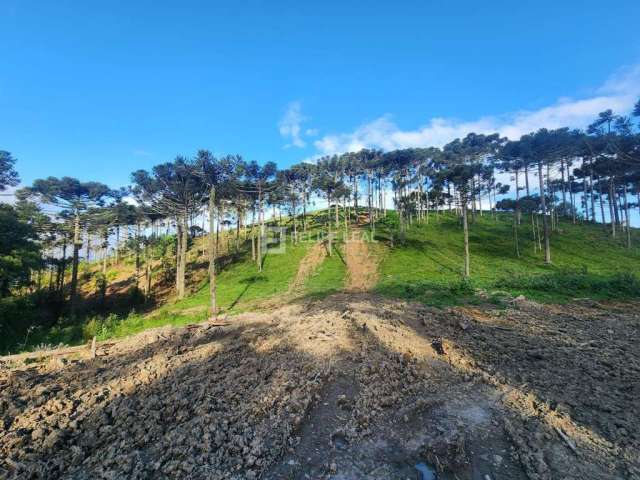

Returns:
1,102,639,328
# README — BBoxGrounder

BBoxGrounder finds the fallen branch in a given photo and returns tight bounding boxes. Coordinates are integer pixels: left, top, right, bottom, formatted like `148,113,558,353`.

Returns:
554,426,577,454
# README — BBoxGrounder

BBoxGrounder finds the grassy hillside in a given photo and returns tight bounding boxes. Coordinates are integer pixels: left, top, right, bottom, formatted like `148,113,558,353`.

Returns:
373,211,640,305
4,209,639,355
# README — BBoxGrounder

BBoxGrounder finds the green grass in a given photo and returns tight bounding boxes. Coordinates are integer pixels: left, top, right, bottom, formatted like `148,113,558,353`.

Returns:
302,242,347,299
96,236,314,341
374,211,640,305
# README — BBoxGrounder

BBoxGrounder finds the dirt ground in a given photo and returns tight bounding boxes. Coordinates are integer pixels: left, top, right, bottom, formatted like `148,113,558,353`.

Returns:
344,235,379,292
1,293,638,479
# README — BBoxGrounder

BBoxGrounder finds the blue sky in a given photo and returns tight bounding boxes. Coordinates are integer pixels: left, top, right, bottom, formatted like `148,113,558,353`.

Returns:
1,0,640,189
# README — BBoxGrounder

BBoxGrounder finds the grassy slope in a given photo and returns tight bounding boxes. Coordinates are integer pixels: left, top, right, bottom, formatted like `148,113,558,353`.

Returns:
374,211,640,305
302,242,347,299
90,236,317,341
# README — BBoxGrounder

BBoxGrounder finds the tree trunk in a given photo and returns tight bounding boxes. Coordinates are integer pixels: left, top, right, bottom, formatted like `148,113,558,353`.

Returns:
547,163,555,232
560,158,567,209
531,213,537,253
568,177,575,224
462,194,470,278
513,212,520,258
515,169,521,224
598,181,606,229
537,161,551,264
367,172,373,230
623,183,631,249
179,215,188,298
70,214,81,314
135,222,141,287
588,158,596,222
102,230,108,274
471,177,477,222
208,188,217,319
176,215,188,299
257,193,263,271
302,193,307,232
354,177,358,215
608,178,616,238
58,240,68,295
175,218,182,295
115,225,120,264
293,200,298,244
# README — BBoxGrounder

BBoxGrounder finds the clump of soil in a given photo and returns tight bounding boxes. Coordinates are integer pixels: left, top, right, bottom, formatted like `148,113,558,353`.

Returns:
1,294,638,479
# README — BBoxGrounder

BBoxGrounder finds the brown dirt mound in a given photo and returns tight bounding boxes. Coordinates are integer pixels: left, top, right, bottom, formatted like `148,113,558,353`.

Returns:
1,295,638,479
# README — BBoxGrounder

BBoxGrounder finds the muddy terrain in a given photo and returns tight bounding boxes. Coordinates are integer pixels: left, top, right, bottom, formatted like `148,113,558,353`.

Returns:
1,293,638,479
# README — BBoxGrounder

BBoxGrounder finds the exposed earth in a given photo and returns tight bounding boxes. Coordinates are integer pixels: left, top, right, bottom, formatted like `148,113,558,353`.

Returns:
1,292,639,479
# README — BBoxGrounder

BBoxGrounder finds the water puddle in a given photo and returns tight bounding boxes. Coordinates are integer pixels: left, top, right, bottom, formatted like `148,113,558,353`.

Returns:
415,462,437,480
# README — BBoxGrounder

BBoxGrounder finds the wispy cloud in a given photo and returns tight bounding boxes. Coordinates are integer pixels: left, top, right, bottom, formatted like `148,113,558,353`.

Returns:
279,101,314,148
313,64,640,156
133,149,152,157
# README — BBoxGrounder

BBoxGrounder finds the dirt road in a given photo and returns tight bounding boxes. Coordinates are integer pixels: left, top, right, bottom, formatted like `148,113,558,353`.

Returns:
344,233,379,292
1,295,638,479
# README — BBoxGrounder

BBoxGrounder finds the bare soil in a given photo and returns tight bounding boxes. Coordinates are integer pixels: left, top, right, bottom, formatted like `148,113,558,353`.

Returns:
1,294,638,479
344,235,379,292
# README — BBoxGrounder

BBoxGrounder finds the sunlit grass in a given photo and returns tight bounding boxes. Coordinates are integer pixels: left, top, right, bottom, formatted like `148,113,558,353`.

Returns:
374,210,640,305
302,242,347,299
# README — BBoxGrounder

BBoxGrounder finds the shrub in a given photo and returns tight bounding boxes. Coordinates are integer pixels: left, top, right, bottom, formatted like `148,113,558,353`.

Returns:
448,277,476,295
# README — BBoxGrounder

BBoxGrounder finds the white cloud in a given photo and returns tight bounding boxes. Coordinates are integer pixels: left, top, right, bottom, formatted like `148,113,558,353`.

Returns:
279,101,310,148
313,64,640,156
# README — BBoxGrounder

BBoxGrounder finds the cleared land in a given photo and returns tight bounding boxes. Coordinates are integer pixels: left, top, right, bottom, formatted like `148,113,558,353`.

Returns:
1,294,638,479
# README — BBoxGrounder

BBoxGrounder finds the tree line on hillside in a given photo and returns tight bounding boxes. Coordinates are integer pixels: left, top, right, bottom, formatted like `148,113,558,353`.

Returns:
1,102,639,324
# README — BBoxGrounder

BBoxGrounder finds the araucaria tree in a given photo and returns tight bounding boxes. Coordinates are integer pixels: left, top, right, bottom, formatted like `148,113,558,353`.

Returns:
132,156,206,299
24,177,114,313
196,150,242,318
442,133,502,277
0,151,20,191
